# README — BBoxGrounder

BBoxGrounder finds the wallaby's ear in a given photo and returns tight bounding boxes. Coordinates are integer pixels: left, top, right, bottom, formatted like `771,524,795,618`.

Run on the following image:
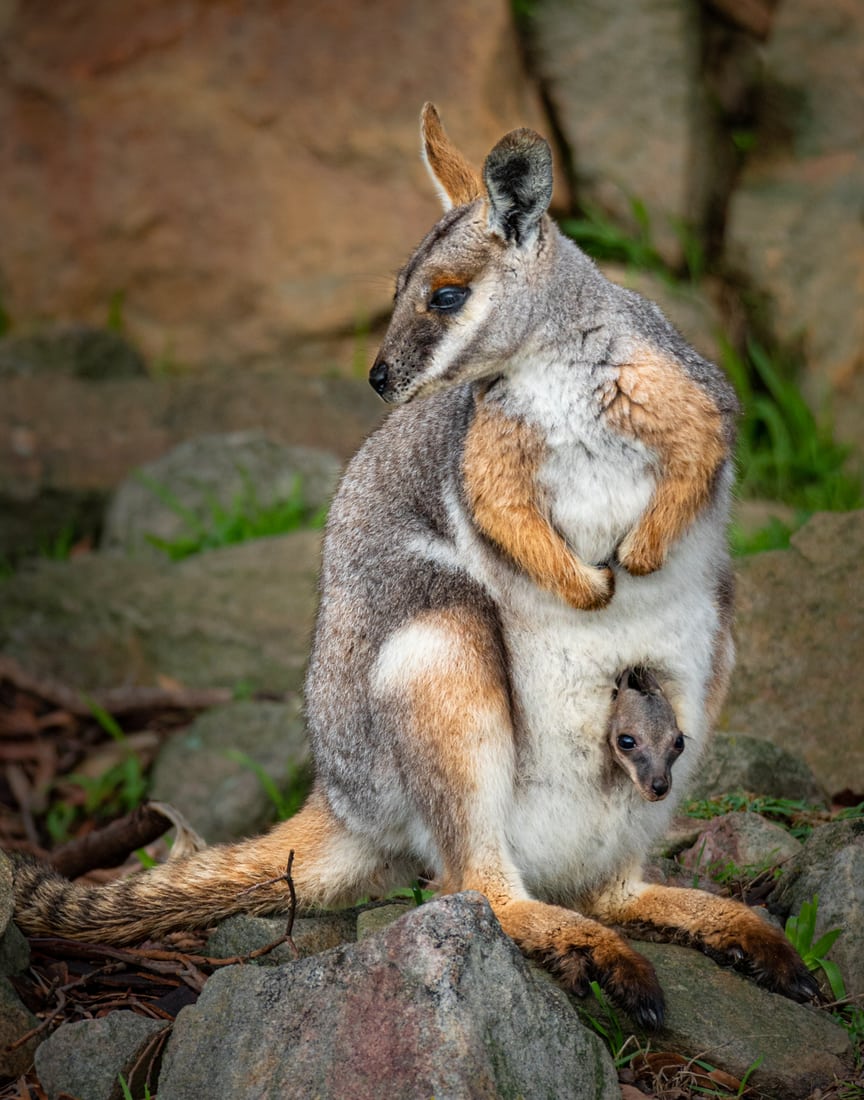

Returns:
483,128,553,245
420,103,484,211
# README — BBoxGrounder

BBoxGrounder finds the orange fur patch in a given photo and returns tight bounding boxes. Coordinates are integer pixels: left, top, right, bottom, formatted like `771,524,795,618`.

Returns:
463,398,613,609
604,348,729,574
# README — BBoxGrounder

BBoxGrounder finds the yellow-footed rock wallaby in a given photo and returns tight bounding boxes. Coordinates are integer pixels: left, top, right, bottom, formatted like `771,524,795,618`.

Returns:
12,105,818,1027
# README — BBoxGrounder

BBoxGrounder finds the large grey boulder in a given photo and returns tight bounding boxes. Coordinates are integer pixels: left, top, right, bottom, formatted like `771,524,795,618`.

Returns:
149,699,310,842
726,511,864,794
0,976,39,1078
725,0,864,453
102,432,341,556
158,892,619,1100
0,529,321,693
631,941,850,1099
770,819,864,998
528,0,710,264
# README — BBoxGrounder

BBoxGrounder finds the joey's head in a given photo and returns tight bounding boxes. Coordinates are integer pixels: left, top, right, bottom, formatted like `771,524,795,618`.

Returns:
369,103,555,405
608,668,685,802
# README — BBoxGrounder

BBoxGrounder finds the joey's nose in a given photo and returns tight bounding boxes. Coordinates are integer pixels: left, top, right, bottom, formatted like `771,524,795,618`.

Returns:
651,778,669,798
369,359,390,395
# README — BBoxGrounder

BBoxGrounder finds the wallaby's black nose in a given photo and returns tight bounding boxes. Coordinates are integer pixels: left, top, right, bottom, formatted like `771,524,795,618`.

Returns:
369,359,390,395
651,777,669,798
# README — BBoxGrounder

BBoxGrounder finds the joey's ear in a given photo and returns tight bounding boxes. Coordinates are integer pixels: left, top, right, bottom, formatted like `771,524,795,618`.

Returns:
483,128,553,244
420,103,484,211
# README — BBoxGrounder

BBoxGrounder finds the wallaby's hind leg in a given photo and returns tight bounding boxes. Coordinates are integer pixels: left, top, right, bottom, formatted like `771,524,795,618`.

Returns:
375,605,665,1029
12,789,390,946
590,880,819,1003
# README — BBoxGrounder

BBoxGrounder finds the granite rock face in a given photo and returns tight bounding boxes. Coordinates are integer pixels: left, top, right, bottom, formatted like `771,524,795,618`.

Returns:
158,893,620,1100
726,511,864,795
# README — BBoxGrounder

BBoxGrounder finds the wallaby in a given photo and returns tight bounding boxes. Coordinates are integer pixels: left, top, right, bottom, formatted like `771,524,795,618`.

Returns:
12,104,818,1027
608,668,685,801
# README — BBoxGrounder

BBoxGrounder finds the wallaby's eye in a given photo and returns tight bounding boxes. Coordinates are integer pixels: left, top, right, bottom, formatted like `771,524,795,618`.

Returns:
616,734,636,752
428,285,470,313
674,734,685,752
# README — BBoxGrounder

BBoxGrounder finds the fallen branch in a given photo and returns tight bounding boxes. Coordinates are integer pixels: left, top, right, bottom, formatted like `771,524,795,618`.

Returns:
49,804,174,879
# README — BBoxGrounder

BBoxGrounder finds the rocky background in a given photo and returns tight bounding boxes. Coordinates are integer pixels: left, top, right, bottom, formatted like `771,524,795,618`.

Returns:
1,0,863,1097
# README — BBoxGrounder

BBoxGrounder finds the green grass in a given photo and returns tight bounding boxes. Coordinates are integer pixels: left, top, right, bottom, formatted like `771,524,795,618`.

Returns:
225,751,313,822
139,472,327,561
682,791,864,842
723,338,863,513
559,198,667,276
785,895,846,1001
45,697,149,844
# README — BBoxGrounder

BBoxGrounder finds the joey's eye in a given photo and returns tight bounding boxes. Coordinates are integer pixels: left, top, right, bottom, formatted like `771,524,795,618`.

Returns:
674,734,685,752
616,734,636,752
428,285,470,313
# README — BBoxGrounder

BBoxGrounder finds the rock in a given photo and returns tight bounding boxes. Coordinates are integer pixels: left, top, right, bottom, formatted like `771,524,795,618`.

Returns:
770,819,864,998
149,700,310,842
629,941,851,1099
0,0,546,366
206,911,356,963
35,1012,169,1100
158,892,619,1100
0,366,381,561
686,732,827,803
725,0,864,452
0,976,40,1078
726,511,864,794
0,530,321,693
0,851,27,979
355,902,413,941
727,155,864,438
677,812,801,884
0,326,147,380
528,0,710,264
102,432,340,556
0,922,30,978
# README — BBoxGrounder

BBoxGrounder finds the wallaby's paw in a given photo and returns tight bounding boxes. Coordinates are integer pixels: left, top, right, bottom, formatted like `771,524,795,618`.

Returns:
592,943,666,1030
538,935,665,1030
701,919,820,1003
617,528,666,576
561,563,615,611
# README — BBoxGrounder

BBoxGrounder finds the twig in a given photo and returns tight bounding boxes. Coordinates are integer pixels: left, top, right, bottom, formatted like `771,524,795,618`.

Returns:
236,851,300,960
49,804,174,879
4,967,112,1051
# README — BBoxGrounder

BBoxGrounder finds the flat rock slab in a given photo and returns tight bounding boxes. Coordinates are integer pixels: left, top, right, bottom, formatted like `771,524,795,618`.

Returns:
159,892,619,1100
0,530,321,693
726,511,864,794
631,941,851,1099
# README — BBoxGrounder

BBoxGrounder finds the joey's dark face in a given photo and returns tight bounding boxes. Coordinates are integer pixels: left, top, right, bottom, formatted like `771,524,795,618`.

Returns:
611,727,685,802
368,204,516,404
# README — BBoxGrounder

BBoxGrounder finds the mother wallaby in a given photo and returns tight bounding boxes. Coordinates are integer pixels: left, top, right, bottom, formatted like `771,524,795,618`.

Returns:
13,105,816,1026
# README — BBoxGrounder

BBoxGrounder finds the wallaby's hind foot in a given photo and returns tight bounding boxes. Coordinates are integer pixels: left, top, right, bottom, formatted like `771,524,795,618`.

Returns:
494,899,665,1029
595,883,819,1004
